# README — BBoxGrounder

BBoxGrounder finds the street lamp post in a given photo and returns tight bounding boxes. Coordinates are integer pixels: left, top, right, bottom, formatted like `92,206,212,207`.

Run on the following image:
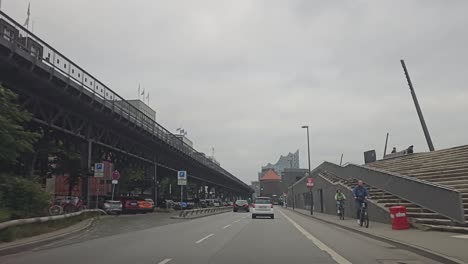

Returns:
302,125,313,215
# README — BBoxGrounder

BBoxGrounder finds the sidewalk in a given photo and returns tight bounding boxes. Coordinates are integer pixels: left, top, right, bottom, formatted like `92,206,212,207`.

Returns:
288,207,468,264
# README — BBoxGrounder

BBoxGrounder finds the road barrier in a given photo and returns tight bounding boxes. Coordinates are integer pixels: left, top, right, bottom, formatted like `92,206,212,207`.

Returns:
178,207,232,218
0,209,106,231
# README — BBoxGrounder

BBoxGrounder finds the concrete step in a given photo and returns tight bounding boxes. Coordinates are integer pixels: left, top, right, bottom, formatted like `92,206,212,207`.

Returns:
419,224,468,234
406,207,435,213
455,188,468,194
407,212,447,219
369,195,398,200
376,199,407,204
383,203,420,208
397,164,468,175
374,161,468,175
429,178,468,185
416,173,468,181
411,218,468,226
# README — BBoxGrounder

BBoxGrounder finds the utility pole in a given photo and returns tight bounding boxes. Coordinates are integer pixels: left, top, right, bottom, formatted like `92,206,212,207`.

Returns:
383,133,389,158
400,60,435,151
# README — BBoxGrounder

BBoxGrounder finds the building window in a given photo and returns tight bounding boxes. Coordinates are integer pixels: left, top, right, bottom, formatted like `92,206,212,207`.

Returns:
57,59,60,64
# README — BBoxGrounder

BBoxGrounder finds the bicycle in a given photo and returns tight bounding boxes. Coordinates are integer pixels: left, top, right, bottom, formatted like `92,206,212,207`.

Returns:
359,200,369,228
337,200,345,220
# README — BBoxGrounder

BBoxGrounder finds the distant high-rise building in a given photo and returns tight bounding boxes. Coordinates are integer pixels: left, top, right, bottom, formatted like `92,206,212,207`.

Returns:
260,150,299,180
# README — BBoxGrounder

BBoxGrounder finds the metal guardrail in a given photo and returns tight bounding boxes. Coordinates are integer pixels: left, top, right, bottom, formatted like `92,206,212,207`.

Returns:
0,10,248,189
0,209,106,231
292,161,465,223
178,207,232,218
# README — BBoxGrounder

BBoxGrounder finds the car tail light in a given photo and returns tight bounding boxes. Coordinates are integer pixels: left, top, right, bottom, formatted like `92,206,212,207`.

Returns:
271,204,274,208
243,204,248,207
252,203,255,208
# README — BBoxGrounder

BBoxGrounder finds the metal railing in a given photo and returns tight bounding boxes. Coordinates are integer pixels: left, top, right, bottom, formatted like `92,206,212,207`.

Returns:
0,209,106,231
178,207,232,218
0,11,248,189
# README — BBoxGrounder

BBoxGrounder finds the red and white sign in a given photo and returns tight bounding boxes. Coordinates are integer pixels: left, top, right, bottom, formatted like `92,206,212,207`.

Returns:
306,177,314,188
112,170,121,181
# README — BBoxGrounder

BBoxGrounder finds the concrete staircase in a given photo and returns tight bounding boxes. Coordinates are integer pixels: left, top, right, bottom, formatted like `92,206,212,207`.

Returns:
319,170,468,233
366,145,468,233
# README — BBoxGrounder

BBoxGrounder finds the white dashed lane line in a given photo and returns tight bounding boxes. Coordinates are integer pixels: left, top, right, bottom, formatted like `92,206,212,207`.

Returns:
222,224,232,229
195,233,214,244
157,258,172,264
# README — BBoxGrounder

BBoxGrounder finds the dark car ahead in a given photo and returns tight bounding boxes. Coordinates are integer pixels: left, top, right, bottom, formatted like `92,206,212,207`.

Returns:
120,196,140,213
233,200,249,212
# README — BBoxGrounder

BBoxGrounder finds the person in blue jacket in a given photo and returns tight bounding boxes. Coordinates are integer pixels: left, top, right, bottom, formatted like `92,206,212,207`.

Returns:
352,180,368,225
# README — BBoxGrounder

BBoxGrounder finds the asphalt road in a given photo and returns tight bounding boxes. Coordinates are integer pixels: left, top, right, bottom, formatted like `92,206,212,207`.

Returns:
0,208,443,264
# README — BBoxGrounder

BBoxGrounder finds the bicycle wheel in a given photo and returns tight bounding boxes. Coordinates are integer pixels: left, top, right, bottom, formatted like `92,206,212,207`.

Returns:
360,210,364,227
364,211,369,228
340,207,345,220
49,205,62,216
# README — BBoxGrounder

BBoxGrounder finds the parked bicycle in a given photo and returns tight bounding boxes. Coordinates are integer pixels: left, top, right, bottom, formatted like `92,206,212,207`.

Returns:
48,196,85,215
359,200,369,228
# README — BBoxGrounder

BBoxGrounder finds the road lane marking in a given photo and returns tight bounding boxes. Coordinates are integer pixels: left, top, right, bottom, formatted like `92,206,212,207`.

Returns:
453,234,468,239
195,233,214,244
233,219,241,223
222,224,232,229
278,210,352,264
158,259,172,264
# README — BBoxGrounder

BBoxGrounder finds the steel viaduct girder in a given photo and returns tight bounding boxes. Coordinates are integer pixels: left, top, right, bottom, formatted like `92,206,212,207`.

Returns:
0,32,251,195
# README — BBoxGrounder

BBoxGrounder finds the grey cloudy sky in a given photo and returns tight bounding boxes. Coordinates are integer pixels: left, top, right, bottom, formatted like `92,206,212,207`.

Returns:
4,1,468,184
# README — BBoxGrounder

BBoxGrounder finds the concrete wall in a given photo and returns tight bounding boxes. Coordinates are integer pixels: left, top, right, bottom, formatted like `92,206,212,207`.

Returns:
288,175,390,224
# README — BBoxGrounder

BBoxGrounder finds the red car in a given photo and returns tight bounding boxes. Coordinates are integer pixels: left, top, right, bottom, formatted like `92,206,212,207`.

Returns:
120,196,140,214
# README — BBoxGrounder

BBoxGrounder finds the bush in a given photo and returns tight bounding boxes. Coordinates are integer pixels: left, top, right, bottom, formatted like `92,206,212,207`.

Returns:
0,174,51,220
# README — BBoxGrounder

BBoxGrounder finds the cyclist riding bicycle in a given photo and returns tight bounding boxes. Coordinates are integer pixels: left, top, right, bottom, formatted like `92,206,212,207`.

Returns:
334,189,346,214
352,180,368,225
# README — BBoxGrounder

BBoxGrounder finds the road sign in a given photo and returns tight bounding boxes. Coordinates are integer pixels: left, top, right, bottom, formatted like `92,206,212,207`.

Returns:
306,177,314,188
178,179,187,185
112,170,120,180
112,180,118,184
178,171,187,179
94,163,104,177
177,171,187,185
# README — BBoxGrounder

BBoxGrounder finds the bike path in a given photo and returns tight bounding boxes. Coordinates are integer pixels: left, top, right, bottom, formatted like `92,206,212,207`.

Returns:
286,207,468,264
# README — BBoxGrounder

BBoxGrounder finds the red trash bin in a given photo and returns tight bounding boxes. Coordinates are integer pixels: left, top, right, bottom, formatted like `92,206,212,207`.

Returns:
389,206,409,230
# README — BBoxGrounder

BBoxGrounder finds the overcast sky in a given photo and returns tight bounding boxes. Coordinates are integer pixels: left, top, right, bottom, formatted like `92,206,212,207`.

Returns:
3,1,468,184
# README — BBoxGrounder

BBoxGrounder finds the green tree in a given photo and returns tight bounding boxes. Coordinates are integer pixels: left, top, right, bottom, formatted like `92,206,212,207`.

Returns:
48,142,84,196
120,167,145,194
0,85,39,166
0,174,51,219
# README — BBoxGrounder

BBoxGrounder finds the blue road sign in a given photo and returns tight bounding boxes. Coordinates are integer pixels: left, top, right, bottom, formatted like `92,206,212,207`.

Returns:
178,171,187,179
